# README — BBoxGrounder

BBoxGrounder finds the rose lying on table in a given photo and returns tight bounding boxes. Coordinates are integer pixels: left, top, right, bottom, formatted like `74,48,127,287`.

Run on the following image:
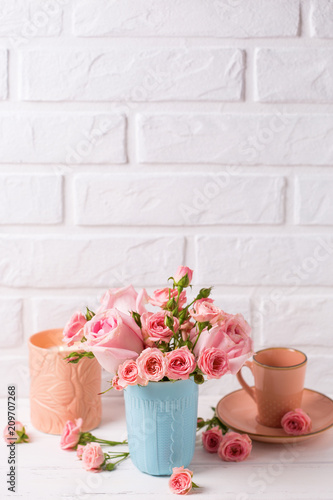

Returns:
197,408,252,462
60,418,129,473
3,421,29,444
63,266,253,391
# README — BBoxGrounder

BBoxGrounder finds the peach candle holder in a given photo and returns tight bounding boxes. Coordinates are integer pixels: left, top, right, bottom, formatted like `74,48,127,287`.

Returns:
29,329,102,434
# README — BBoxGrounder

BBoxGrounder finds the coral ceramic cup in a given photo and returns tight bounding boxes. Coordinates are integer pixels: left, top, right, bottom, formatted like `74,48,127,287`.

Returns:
236,347,307,428
29,329,102,434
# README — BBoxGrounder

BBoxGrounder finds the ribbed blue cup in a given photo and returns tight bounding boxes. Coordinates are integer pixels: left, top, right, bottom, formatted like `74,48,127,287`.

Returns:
124,379,198,476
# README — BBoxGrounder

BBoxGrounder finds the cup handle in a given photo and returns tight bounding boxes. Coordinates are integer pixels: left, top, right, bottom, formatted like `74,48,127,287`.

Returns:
236,360,256,401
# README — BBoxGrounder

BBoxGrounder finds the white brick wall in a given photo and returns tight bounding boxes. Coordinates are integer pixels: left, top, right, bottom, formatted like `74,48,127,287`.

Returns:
1,0,332,397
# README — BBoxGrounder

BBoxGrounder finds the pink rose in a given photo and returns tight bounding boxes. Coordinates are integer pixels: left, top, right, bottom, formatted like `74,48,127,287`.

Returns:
77,444,85,459
82,309,144,374
63,311,87,346
218,432,252,462
82,442,105,472
169,466,193,495
192,314,253,375
97,285,148,315
60,418,83,450
136,348,166,382
174,266,193,285
148,288,186,309
197,348,229,379
3,421,28,444
281,409,312,435
112,375,124,391
165,347,196,380
189,299,224,325
141,311,178,344
118,360,148,388
202,427,223,453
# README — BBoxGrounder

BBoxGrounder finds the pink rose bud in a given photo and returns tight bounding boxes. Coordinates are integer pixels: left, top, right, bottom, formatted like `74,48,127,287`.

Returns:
169,466,194,495
136,348,166,382
218,432,252,462
202,427,223,453
281,409,312,435
173,266,193,286
148,288,186,309
165,347,196,380
77,444,85,459
190,299,224,325
82,442,105,472
198,347,229,379
60,418,83,450
63,311,87,346
3,421,29,444
112,375,124,391
117,360,147,388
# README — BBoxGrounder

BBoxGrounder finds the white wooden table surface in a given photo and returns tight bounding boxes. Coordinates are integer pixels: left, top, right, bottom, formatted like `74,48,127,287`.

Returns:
1,395,333,500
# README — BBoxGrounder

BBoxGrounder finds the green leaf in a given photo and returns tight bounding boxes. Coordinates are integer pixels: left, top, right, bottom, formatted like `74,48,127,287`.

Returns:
192,482,200,489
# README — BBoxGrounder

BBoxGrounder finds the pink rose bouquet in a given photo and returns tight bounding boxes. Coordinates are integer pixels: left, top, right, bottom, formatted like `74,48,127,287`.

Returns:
64,266,253,390
281,409,312,435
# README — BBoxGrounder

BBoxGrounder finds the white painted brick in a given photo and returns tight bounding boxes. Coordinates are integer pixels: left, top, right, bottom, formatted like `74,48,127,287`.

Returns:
213,295,251,323
257,296,333,347
305,355,333,394
0,114,126,164
196,235,333,286
21,48,244,102
0,298,23,348
137,114,333,165
0,236,185,288
74,174,285,226
0,356,29,397
255,48,333,102
295,176,333,225
0,50,7,99
310,0,333,38
31,295,100,334
73,0,300,38
0,174,63,224
0,0,62,40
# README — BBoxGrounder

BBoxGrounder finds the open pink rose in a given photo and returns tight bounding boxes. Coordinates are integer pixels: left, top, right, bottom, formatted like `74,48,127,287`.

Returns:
169,466,193,495
63,311,87,346
82,442,105,472
190,299,224,325
281,409,312,435
141,311,178,344
118,360,148,388
174,266,193,285
202,426,223,453
82,309,144,374
198,347,229,379
148,287,186,309
165,347,196,380
218,432,252,462
97,285,148,315
60,418,83,450
137,348,166,382
3,421,29,444
192,314,253,375
77,444,85,459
